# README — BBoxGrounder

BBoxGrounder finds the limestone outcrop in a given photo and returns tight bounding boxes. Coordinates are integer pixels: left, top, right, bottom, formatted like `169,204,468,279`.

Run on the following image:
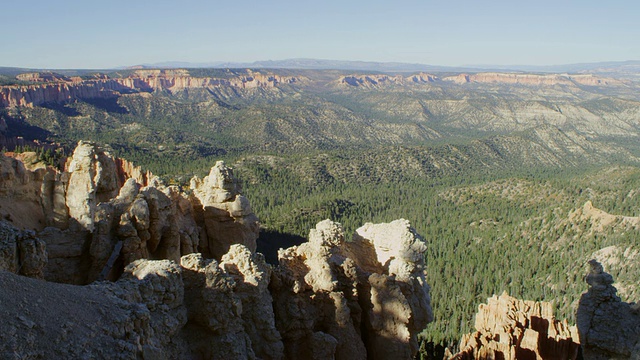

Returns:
0,249,286,359
0,245,283,359
570,200,640,232
577,260,640,359
449,292,580,360
0,213,432,359
0,144,435,359
272,219,432,360
65,141,120,231
180,248,284,360
190,161,259,259
337,72,623,88
0,141,259,284
0,151,51,230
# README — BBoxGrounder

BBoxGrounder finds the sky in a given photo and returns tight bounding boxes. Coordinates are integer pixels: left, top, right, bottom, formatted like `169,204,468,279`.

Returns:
1,0,638,69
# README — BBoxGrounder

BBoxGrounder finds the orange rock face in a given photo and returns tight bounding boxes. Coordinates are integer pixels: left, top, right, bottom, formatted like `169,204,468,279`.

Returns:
449,292,580,360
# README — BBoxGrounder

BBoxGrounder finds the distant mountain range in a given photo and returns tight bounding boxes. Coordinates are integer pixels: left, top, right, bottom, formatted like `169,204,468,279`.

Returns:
2,58,640,78
134,58,640,75
185,59,469,72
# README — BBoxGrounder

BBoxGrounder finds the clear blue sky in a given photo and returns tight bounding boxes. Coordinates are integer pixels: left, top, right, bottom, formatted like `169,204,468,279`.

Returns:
1,0,638,69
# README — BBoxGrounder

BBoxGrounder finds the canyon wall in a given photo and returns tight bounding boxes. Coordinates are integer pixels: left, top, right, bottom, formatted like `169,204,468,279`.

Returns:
336,72,623,88
442,72,624,86
2,69,624,108
0,70,302,108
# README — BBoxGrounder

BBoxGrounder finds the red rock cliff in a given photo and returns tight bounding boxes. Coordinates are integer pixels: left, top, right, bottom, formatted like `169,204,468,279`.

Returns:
0,69,302,108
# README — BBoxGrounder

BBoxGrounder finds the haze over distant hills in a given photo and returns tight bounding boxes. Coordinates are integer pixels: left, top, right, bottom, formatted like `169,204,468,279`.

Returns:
3,58,640,79
133,58,640,76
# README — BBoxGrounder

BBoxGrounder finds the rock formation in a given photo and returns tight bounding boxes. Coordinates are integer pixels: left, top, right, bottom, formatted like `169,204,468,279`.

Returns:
449,292,580,360
1,240,283,359
570,200,640,233
65,141,120,231
0,144,434,359
576,260,640,359
1,258,188,359
0,218,431,360
272,219,432,360
16,72,74,83
336,72,623,88
0,150,51,230
0,141,259,284
180,248,284,360
190,161,259,260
